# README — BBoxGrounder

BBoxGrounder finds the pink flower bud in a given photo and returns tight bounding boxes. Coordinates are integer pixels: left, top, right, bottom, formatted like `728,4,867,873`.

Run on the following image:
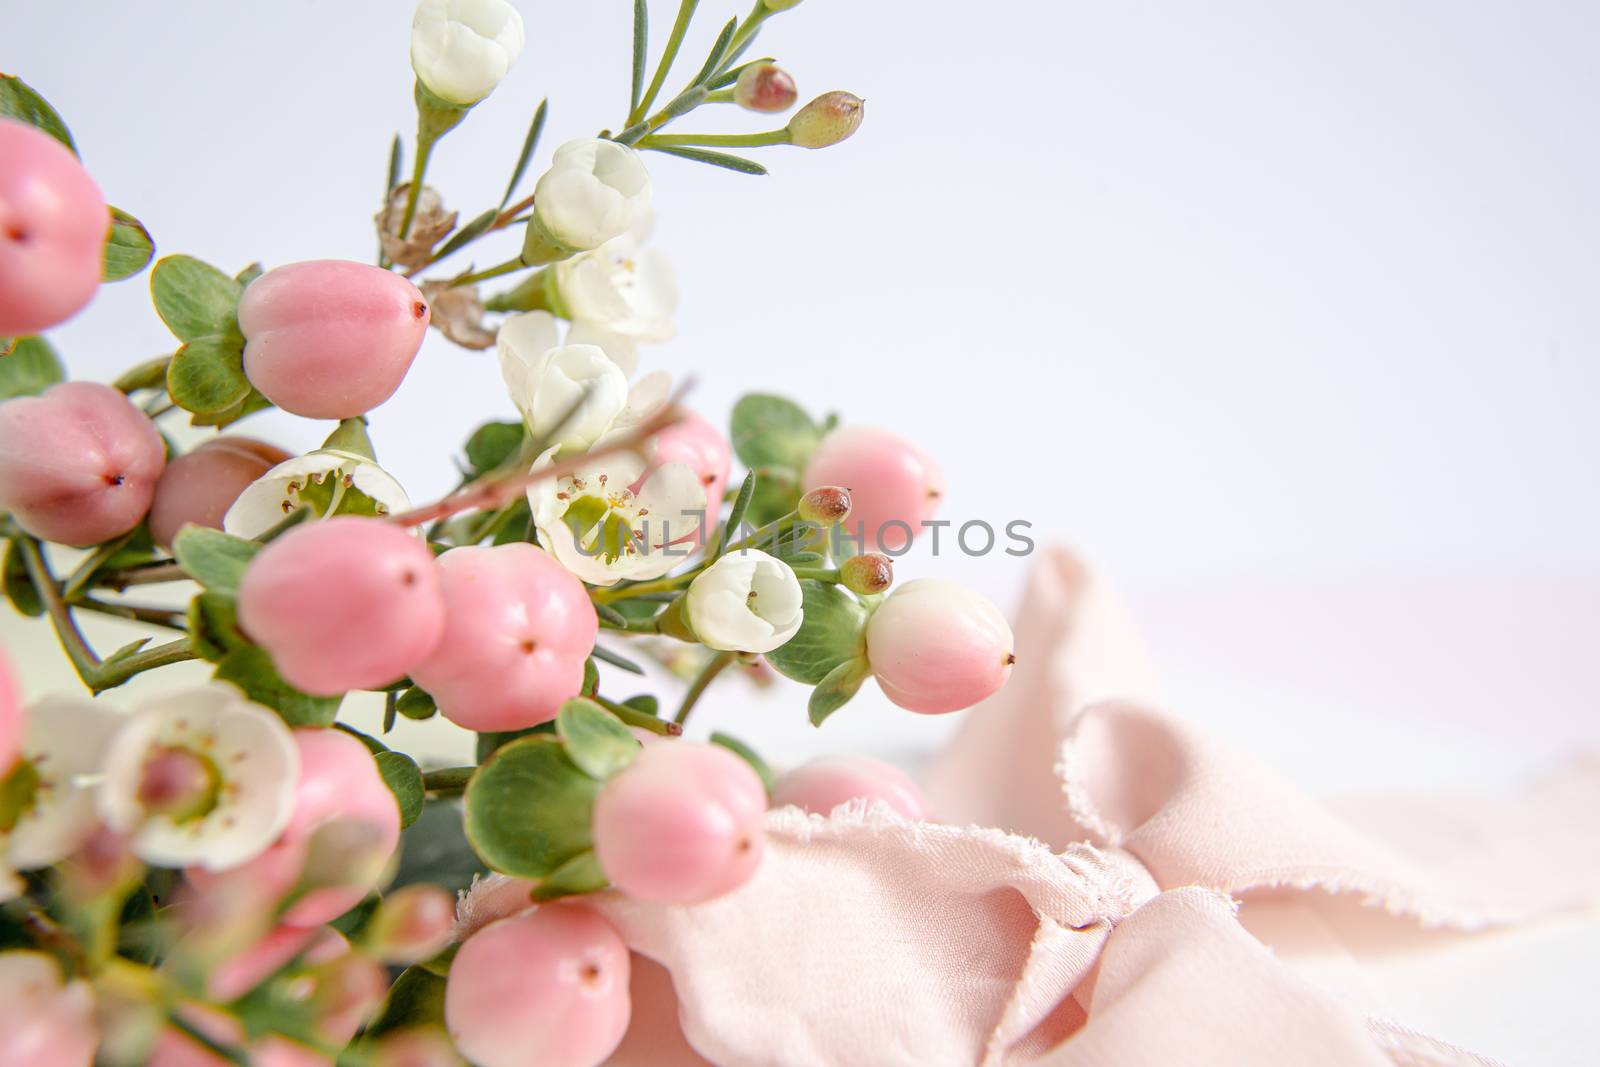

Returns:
733,63,798,113
0,118,107,337
236,517,446,695
839,552,893,595
185,728,401,927
445,904,631,1067
0,381,166,546
865,579,1014,714
797,485,851,526
367,1030,461,1067
786,91,864,149
592,741,766,904
368,883,456,964
409,544,598,732
803,425,943,554
649,411,731,539
0,951,97,1067
238,260,430,419
0,646,20,775
771,754,928,820
147,436,290,548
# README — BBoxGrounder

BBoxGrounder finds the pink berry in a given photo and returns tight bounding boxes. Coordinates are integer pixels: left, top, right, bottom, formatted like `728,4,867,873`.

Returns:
0,645,20,774
185,728,401,927
147,436,290,548
803,425,943,554
0,118,107,336
650,411,731,540
409,544,597,732
865,578,1014,714
0,951,97,1067
236,517,445,695
771,754,929,820
0,381,165,546
445,904,631,1067
238,260,430,419
592,741,766,904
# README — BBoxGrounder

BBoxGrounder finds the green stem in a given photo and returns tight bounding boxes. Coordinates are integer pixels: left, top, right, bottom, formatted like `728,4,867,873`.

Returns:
790,566,840,583
632,0,702,125
593,694,682,736
94,639,197,690
640,129,789,149
16,535,102,686
400,84,469,239
721,2,772,70
60,533,137,602
450,256,529,288
422,767,475,795
76,598,189,632
94,561,191,591
702,88,735,104
397,133,436,240
675,650,734,727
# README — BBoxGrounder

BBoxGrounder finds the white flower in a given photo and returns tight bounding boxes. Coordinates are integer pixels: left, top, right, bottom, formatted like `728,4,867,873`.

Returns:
0,952,96,1067
566,319,639,378
528,444,706,586
531,139,652,253
223,449,410,538
497,312,630,451
555,233,678,342
97,685,300,871
1,697,122,899
686,550,804,653
410,0,525,106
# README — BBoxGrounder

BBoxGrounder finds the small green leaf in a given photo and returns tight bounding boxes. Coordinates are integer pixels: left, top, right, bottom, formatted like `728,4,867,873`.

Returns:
186,591,245,663
501,98,548,209
629,1,649,113
808,655,871,727
112,356,172,393
171,526,259,595
590,643,645,675
707,57,775,91
0,75,74,152
693,17,739,86
386,134,404,196
167,335,249,414
103,207,154,282
730,394,820,472
719,470,756,552
150,255,243,343
463,736,600,879
396,687,438,721
0,337,66,400
765,579,868,684
365,965,446,1039
530,850,607,901
376,751,425,828
710,731,775,794
646,144,768,176
463,420,525,476
234,262,264,287
581,656,600,696
622,694,659,716
214,646,343,727
3,540,44,618
188,387,272,428
555,698,640,780
432,207,497,263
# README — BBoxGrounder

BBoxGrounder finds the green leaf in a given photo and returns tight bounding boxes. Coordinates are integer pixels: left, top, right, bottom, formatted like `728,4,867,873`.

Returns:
0,336,66,400
581,656,600,697
730,394,820,472
463,420,526,476
188,387,272,428
150,255,243,343
710,731,775,794
501,98,548,209
234,262,264,287
386,134,404,196
808,655,871,727
622,694,659,716
432,207,497,263
171,526,259,596
112,356,172,393
167,335,249,414
186,591,245,663
720,470,756,551
2,540,44,618
0,75,74,152
103,207,154,282
463,736,600,879
765,579,868,684
693,17,739,86
365,965,446,1039
530,850,608,901
214,646,343,727
629,0,649,111
646,144,768,176
396,687,438,721
744,464,801,528
590,643,645,675
376,751,425,828
555,698,639,780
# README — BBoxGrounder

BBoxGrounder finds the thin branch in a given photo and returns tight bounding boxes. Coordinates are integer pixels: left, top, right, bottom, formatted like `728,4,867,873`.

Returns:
675,650,734,727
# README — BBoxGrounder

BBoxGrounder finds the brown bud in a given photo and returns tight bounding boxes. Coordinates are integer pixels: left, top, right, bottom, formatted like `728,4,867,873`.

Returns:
420,280,497,349
840,553,893,596
376,184,457,269
798,485,852,525
787,91,864,149
734,63,798,113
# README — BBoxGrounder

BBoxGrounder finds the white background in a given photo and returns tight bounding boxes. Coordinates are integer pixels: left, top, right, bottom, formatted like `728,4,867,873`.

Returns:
6,2,1599,1063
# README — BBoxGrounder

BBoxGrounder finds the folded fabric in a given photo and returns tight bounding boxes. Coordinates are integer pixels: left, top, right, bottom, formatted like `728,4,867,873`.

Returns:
457,546,1598,1066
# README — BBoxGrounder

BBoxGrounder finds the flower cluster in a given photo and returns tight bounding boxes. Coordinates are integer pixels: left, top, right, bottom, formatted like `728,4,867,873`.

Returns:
0,1,1013,1064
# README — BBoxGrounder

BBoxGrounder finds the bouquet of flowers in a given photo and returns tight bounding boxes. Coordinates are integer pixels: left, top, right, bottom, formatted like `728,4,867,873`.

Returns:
0,2,1016,1064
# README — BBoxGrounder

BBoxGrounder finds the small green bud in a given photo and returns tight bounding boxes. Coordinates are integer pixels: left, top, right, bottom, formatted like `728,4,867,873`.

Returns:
840,553,893,596
787,91,864,149
797,485,851,526
734,63,798,113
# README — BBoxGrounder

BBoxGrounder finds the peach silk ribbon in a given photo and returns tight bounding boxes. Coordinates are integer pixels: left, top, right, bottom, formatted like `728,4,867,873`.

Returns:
457,547,1600,1066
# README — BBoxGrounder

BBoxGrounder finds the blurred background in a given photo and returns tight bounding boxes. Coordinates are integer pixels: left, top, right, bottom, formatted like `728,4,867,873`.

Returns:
7,2,1598,1060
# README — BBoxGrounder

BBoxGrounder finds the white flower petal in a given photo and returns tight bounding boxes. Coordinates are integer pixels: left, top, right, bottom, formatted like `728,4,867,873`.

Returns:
410,0,525,105
687,550,804,653
7,696,123,870
532,140,652,252
566,320,639,379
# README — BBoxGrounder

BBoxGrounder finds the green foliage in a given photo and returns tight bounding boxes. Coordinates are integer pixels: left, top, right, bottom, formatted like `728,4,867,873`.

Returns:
103,208,154,281
376,751,426,828
0,74,75,151
731,393,821,472
150,255,243,343
171,526,259,596
463,736,601,880
555,698,639,780
2,540,44,618
167,335,251,414
214,646,342,727
0,336,66,400
463,420,526,476
808,655,872,726
765,579,868,684
395,686,438,721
